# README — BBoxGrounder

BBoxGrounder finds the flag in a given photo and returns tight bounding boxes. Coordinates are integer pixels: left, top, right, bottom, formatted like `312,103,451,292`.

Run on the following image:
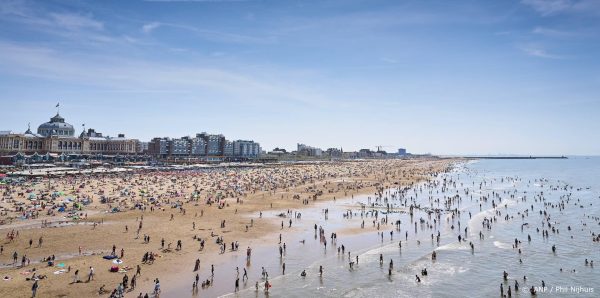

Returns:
56,103,60,107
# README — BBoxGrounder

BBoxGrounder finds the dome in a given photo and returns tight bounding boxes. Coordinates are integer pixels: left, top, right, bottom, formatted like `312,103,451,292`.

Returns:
37,113,75,137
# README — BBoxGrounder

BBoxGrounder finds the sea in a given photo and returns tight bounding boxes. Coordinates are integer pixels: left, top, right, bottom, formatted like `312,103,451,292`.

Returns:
166,157,600,298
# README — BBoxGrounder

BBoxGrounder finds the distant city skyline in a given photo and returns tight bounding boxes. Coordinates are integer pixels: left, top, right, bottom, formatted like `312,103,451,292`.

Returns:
1,0,599,155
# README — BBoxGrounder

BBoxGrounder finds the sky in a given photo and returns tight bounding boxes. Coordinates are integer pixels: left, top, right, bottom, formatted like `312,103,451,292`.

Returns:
0,0,599,155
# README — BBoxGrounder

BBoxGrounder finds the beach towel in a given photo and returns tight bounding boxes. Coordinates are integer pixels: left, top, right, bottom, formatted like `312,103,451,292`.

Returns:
103,255,117,260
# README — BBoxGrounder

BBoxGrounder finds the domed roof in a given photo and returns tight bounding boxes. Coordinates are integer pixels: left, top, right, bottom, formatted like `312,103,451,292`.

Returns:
37,113,75,137
23,125,42,138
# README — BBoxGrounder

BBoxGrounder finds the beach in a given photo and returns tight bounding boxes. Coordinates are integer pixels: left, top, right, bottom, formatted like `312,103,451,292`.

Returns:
0,158,453,297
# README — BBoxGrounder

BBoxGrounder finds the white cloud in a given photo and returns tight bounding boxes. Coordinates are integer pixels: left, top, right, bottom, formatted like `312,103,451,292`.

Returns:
532,26,577,37
141,21,272,43
0,0,29,17
521,0,573,16
522,0,600,16
380,57,398,64
0,42,333,108
142,22,162,34
49,12,104,31
519,44,566,59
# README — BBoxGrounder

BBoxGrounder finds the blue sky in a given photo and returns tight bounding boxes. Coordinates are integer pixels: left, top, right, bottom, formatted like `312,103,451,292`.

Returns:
0,0,599,155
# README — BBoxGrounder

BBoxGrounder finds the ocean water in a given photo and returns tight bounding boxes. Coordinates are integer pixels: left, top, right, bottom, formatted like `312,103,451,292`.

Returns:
167,157,600,298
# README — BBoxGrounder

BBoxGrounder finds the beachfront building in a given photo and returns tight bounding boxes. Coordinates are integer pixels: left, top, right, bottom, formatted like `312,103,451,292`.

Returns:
169,137,191,156
224,140,234,157
326,148,343,158
148,133,261,161
233,140,261,158
148,137,170,158
191,136,207,156
398,148,407,156
200,133,225,156
297,143,323,157
358,149,373,158
0,113,140,158
139,142,149,154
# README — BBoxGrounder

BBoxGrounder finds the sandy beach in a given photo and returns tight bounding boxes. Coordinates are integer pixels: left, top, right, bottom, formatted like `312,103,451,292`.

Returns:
0,158,454,297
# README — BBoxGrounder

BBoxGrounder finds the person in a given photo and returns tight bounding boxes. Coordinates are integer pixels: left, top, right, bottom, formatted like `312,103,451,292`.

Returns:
319,265,323,277
131,275,137,290
415,275,421,283
301,270,306,277
154,278,161,296
73,269,79,284
235,277,239,292
88,266,94,282
194,259,200,271
32,280,39,298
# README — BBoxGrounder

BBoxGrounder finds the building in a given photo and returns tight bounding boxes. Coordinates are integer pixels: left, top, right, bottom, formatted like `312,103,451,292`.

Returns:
190,136,207,156
169,137,191,156
233,140,261,158
147,133,261,160
326,148,343,158
148,137,169,158
138,142,149,154
297,143,322,157
398,148,407,156
224,140,234,157
203,133,225,156
0,112,139,158
358,149,373,158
